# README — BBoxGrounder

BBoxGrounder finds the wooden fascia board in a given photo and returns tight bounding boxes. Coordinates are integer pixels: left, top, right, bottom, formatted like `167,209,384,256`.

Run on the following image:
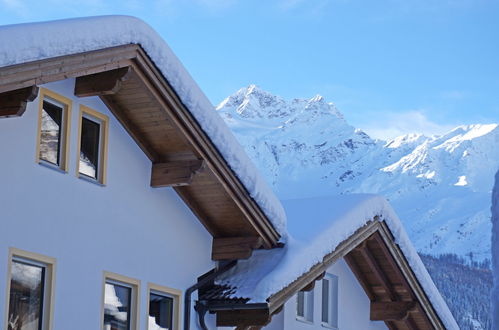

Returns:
0,44,139,94
377,222,446,330
267,220,381,314
130,48,280,247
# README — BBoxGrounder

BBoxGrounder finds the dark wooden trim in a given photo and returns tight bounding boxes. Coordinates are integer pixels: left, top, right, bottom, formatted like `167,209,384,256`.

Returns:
0,86,38,118
74,67,131,97
216,309,271,327
212,236,263,260
370,301,416,321
0,45,138,94
151,160,205,188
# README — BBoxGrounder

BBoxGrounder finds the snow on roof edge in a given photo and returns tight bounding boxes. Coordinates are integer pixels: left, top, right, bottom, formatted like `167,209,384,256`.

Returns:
0,16,287,236
218,194,458,329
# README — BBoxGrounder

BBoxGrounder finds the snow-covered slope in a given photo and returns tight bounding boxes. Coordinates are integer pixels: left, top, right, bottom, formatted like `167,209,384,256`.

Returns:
217,85,499,261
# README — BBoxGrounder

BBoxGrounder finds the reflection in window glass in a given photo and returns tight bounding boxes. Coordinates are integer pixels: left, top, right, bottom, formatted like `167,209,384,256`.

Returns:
39,100,63,165
104,282,132,330
296,289,314,322
149,292,174,330
8,260,45,330
79,117,100,179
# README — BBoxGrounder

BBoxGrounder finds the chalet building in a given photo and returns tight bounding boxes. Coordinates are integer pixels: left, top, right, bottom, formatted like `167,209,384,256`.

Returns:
0,16,458,330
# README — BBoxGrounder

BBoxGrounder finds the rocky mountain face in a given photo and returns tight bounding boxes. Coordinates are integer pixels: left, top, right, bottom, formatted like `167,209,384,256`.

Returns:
217,85,499,261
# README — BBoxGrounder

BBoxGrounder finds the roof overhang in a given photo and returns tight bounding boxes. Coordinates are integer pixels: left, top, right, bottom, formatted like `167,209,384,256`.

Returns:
0,44,281,254
203,219,447,330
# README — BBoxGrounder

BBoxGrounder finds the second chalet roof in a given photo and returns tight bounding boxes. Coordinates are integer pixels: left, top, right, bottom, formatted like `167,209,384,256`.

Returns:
215,194,459,330
0,15,286,236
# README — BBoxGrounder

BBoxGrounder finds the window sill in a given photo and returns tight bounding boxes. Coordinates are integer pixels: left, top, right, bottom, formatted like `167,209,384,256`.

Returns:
296,317,314,325
321,322,338,329
77,173,105,187
38,160,67,174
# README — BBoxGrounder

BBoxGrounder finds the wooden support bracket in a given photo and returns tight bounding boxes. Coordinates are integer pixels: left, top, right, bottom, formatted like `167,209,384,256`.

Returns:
370,301,417,321
212,236,263,260
74,67,131,97
0,86,39,118
151,159,205,187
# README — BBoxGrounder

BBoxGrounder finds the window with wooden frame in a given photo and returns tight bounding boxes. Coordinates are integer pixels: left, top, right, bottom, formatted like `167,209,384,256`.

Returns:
36,88,72,171
321,274,339,329
296,288,314,323
76,105,109,185
147,283,181,330
102,272,140,330
4,248,56,330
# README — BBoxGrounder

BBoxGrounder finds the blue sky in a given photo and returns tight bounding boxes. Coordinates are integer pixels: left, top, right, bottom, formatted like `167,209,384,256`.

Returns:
1,0,498,139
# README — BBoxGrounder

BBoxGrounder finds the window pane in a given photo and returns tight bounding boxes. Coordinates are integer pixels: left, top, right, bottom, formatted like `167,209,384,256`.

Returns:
296,291,305,317
149,293,174,330
39,101,63,165
331,276,338,327
79,117,100,179
104,283,132,330
8,260,45,330
305,290,314,322
322,279,329,323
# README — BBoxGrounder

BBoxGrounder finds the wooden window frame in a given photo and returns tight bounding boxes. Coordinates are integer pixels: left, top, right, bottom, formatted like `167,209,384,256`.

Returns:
101,271,140,330
76,105,109,185
146,283,182,330
3,248,57,330
35,88,72,172
321,273,339,329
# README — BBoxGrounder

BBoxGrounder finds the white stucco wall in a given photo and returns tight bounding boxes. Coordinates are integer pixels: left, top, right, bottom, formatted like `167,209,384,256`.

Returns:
264,258,387,330
0,79,216,330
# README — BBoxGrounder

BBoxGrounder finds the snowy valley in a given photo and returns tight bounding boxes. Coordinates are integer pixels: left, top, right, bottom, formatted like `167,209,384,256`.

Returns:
217,85,499,263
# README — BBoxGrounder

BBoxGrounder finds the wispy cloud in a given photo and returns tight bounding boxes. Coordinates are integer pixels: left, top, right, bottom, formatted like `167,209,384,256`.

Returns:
360,110,456,140
440,90,467,100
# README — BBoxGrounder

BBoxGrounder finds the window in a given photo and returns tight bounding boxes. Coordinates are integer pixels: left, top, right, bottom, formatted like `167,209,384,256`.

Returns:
321,274,338,328
77,106,109,184
36,88,71,171
296,289,314,323
147,284,181,330
4,248,56,330
102,272,139,330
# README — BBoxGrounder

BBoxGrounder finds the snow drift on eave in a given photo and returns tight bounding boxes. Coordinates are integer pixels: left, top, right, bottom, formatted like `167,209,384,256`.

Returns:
217,194,459,330
492,170,499,329
0,16,287,236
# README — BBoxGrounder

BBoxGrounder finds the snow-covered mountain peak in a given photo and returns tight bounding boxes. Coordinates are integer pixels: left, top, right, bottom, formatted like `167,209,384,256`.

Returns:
217,86,499,262
216,86,345,123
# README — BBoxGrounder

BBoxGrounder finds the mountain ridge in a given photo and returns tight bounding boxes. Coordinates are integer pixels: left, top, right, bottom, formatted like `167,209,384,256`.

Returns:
217,85,499,261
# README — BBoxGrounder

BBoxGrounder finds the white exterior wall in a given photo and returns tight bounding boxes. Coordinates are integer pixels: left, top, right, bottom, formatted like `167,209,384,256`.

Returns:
265,258,387,330
0,79,216,330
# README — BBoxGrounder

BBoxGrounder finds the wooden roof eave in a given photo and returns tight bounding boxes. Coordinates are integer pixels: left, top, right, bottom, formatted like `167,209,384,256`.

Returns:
0,44,281,251
217,219,447,330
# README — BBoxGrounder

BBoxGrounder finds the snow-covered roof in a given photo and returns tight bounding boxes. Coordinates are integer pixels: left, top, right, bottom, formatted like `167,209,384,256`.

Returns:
0,16,286,235
217,194,459,329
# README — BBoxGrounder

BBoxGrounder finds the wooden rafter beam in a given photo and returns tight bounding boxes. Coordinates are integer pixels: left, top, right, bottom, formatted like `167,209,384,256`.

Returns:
151,159,205,187
75,67,131,97
358,241,398,301
212,236,263,260
0,86,38,118
344,253,376,300
370,233,415,300
370,301,417,321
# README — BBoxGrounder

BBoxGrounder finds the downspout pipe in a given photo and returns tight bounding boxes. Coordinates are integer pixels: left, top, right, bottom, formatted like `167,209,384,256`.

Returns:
184,260,237,330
